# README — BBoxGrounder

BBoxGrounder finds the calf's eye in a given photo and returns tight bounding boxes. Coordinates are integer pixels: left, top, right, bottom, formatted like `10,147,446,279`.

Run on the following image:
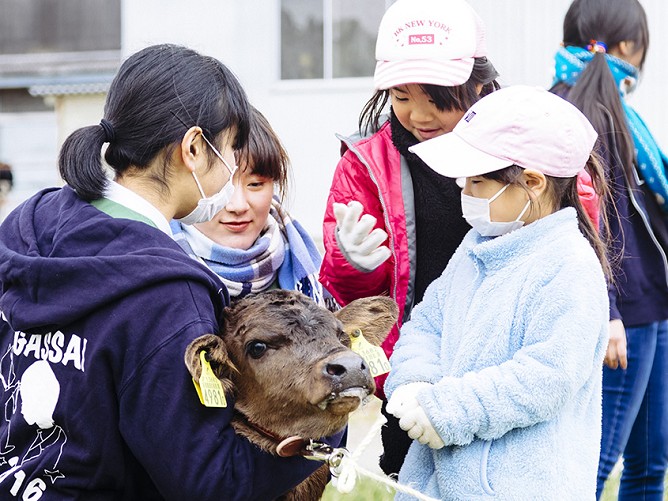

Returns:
247,341,268,359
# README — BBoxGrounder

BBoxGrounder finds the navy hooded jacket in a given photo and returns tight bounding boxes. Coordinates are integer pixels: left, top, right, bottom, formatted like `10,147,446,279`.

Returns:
0,186,324,500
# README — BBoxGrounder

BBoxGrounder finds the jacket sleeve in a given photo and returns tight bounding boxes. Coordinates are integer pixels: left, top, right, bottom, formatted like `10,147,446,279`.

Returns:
608,284,622,321
417,258,609,447
119,321,342,501
384,272,449,397
320,149,392,306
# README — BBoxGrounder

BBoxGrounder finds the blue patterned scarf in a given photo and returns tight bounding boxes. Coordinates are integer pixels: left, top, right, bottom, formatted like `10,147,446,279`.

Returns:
554,46,668,211
170,198,326,305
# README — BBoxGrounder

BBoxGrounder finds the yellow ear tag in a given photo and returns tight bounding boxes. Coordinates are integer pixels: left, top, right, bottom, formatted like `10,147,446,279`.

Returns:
349,329,391,377
192,351,228,408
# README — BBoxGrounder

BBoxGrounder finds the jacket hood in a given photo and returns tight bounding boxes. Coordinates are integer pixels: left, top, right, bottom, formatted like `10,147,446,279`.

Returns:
0,186,225,334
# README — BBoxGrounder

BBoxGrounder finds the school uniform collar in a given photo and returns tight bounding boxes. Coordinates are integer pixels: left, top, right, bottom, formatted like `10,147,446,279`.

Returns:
104,180,173,236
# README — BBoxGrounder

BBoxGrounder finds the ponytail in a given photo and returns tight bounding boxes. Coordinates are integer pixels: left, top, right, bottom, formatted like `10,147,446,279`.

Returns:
560,53,637,185
554,0,650,188
58,44,250,203
58,125,109,201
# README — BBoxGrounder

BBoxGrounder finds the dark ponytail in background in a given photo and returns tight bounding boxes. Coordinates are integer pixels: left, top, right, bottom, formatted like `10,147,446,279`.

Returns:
550,0,648,185
59,44,251,201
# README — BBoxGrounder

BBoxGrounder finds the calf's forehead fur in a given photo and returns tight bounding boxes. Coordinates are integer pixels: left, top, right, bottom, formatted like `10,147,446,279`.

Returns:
223,290,342,343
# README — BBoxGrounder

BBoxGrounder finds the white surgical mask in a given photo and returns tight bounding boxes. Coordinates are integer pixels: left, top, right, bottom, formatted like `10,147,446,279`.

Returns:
176,134,237,225
461,184,530,237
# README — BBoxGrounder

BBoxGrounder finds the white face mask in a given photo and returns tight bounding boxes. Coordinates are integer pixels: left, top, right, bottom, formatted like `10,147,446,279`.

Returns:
461,184,530,237
176,134,237,225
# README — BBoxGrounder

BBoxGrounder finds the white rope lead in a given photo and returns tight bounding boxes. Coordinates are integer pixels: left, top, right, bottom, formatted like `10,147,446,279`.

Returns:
331,411,440,501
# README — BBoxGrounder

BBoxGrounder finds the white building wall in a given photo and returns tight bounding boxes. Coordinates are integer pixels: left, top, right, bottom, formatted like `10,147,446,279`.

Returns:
115,0,668,241
54,94,106,148
0,112,59,217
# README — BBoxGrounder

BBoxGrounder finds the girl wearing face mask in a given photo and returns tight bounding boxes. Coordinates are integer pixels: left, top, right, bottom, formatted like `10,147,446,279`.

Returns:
171,107,330,307
0,45,341,499
550,1,668,498
384,86,611,500
319,0,501,475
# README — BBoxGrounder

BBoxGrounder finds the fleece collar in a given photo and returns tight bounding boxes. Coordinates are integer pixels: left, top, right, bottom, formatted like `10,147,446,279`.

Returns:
464,207,579,272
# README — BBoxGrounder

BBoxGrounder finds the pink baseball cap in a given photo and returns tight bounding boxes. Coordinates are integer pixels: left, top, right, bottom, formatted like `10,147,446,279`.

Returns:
373,0,488,90
408,85,598,178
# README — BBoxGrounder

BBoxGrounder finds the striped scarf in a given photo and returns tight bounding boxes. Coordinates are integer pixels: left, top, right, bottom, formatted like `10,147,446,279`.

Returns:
170,199,326,305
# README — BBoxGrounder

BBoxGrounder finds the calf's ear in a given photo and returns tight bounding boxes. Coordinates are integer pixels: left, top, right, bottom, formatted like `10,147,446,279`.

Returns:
184,334,236,395
334,296,398,346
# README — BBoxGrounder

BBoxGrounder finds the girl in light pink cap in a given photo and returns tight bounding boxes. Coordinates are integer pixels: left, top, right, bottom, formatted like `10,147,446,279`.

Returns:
319,0,500,475
386,84,611,501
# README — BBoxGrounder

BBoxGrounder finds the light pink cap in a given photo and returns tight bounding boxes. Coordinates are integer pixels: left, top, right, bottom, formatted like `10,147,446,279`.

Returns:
373,0,488,90
408,85,598,178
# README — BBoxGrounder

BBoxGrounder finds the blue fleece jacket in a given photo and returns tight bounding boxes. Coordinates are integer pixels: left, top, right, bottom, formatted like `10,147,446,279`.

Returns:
386,208,609,501
0,187,330,500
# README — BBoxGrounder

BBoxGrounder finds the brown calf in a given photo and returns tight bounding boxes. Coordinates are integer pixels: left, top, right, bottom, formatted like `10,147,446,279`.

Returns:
184,289,398,500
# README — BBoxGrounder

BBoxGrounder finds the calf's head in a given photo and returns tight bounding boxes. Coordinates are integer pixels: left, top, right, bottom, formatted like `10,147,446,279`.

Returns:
185,290,397,441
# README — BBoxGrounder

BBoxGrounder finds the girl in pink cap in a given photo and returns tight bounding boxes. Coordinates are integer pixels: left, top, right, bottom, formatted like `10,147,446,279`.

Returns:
319,0,500,475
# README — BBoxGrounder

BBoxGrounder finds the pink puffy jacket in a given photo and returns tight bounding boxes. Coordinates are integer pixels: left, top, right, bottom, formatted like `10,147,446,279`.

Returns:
320,122,409,398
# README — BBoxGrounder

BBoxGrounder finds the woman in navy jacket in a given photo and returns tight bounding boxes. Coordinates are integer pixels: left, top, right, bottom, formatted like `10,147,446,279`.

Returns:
0,44,338,500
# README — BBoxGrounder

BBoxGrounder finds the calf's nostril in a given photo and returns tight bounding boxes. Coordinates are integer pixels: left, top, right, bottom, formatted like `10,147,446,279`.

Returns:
326,362,347,377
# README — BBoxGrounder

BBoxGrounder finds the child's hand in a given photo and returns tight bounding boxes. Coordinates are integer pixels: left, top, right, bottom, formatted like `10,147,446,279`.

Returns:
604,319,627,369
399,405,445,449
333,201,391,272
386,382,431,419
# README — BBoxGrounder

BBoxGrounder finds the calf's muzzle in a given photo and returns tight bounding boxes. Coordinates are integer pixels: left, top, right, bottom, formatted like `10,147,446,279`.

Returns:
324,352,372,390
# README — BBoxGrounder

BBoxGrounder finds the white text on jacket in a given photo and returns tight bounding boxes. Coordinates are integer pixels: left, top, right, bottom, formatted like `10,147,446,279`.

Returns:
12,331,87,372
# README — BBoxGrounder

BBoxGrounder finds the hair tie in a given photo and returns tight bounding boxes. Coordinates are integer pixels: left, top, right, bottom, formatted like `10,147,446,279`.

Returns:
586,39,607,54
99,119,116,143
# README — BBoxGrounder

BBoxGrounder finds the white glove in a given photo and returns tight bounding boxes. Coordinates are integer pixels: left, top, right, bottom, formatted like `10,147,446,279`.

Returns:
386,382,432,419
333,201,391,272
399,405,445,449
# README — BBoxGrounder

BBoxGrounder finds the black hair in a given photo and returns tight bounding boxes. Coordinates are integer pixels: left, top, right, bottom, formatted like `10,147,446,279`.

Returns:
483,159,612,280
0,162,12,188
358,57,501,135
236,107,290,200
550,0,648,187
59,44,251,201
